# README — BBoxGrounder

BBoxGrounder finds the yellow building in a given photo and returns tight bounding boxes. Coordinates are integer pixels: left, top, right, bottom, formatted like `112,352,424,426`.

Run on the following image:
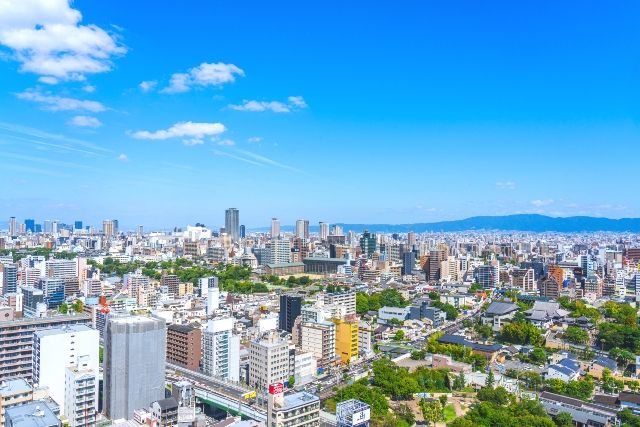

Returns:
333,318,359,364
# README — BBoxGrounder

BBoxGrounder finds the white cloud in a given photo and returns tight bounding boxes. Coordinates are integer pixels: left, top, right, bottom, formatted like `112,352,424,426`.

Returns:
82,85,95,93
160,62,244,93
130,121,226,146
38,76,58,84
0,0,126,82
287,96,307,108
68,115,102,127
216,139,235,146
495,181,516,190
117,153,128,162
531,199,554,207
247,136,262,143
139,80,157,93
16,89,106,112
228,96,307,113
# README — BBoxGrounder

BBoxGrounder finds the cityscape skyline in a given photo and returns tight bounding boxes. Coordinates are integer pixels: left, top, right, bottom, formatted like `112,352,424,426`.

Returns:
1,1,640,226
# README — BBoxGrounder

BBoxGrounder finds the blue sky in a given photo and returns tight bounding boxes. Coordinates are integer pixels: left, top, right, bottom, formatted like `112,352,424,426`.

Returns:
1,0,639,229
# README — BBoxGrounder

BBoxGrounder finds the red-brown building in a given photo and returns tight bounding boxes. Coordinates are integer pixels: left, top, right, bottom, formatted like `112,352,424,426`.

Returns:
166,324,202,371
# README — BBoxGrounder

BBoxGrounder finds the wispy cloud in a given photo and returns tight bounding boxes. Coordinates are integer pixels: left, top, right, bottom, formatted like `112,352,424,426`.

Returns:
160,62,244,94
117,153,128,162
68,115,102,128
213,149,264,166
228,96,308,113
0,0,126,82
130,121,226,145
0,121,111,155
234,148,300,172
216,139,235,146
495,181,516,190
16,89,106,112
531,199,554,207
247,136,262,143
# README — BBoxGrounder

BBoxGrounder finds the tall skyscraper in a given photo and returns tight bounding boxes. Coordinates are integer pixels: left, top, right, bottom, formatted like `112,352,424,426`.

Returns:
271,218,281,238
319,222,329,241
24,219,35,233
295,219,309,239
240,224,246,239
102,219,115,237
8,217,16,237
74,221,83,231
225,208,240,242
202,317,239,381
279,294,302,333
43,219,52,233
0,263,17,295
359,230,377,258
137,225,144,237
52,220,59,234
103,315,166,420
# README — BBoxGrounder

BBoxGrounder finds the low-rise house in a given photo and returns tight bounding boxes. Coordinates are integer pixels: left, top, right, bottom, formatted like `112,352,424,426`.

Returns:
539,392,618,427
589,356,618,379
547,357,581,382
481,301,518,331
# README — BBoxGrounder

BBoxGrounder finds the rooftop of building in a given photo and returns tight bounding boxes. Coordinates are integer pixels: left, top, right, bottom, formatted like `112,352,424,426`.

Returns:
5,401,59,427
34,324,94,337
277,392,320,411
0,378,32,396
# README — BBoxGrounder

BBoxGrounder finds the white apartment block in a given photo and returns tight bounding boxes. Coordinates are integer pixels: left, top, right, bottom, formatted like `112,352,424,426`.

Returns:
202,318,240,382
33,325,99,417
301,321,336,368
64,355,97,427
322,291,356,316
249,331,290,391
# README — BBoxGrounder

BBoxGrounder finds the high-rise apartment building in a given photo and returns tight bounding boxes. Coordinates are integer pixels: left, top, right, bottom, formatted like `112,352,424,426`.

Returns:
475,264,499,289
32,325,99,417
101,220,117,238
225,208,240,242
64,356,98,427
271,218,281,238
279,295,302,333
161,274,180,296
295,219,309,239
359,231,377,258
511,268,536,293
249,331,290,392
166,324,202,371
428,249,446,281
8,217,16,237
266,238,291,265
202,317,239,382
301,321,336,368
0,263,17,295
323,291,356,316
319,222,329,241
103,315,166,420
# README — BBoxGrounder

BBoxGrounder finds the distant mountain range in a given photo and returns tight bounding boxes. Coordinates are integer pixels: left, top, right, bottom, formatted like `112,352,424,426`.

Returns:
329,214,640,233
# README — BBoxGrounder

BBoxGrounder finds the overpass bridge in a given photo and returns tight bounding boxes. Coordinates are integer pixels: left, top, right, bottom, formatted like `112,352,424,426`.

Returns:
166,362,267,422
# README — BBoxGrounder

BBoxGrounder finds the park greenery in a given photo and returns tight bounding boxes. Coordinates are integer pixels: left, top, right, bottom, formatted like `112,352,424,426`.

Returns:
0,248,76,262
449,387,557,427
499,320,544,346
356,288,408,314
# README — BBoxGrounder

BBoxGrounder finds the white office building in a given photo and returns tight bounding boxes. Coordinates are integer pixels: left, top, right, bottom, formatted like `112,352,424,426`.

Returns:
202,317,240,382
249,331,290,391
64,355,98,427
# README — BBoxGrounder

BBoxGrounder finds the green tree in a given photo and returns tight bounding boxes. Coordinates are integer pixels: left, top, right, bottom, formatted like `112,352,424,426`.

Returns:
486,370,495,388
72,299,84,313
563,326,589,344
394,330,405,341
395,404,416,427
420,399,443,426
477,386,513,405
356,292,370,314
288,375,296,388
58,303,69,314
379,288,408,308
553,412,573,427
500,320,543,345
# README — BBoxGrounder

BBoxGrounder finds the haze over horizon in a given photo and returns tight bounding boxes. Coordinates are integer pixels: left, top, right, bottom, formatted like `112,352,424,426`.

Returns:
1,1,640,227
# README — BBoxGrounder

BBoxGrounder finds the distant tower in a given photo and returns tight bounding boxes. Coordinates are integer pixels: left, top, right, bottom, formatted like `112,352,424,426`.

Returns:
225,208,240,242
295,219,309,239
319,222,329,241
8,217,16,237
271,218,281,238
240,224,246,239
